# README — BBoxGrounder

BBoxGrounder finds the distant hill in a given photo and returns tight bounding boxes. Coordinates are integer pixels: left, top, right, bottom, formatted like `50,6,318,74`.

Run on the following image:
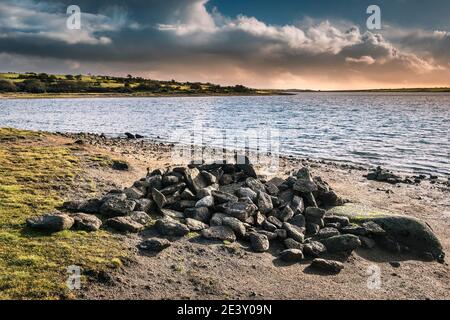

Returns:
0,72,277,96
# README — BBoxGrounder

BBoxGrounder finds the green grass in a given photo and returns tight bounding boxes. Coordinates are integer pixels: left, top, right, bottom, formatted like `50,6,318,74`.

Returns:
0,128,126,299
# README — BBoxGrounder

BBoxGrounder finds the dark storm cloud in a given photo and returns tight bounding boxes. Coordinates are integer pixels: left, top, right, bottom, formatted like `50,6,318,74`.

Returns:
0,0,449,89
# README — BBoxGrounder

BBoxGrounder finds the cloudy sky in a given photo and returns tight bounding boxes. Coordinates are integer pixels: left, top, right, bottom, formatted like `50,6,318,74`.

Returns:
0,0,449,90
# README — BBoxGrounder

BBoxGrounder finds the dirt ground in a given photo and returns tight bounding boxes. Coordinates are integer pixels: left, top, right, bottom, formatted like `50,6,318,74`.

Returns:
54,133,450,300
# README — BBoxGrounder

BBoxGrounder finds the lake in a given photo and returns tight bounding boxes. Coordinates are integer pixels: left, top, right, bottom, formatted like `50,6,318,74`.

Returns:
1,92,449,176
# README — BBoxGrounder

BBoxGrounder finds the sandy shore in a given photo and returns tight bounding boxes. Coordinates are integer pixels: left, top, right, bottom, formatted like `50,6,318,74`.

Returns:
52,132,449,300
1,129,449,299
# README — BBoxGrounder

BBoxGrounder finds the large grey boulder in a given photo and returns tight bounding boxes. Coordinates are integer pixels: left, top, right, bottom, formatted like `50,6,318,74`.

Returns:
327,204,444,261
26,213,74,232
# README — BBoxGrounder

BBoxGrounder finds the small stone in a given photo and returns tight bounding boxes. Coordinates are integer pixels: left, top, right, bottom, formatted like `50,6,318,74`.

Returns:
267,216,283,229
151,188,167,209
289,196,305,215
262,220,277,232
180,188,196,200
257,230,277,240
275,229,287,240
71,213,102,231
128,211,151,225
211,190,238,204
139,238,171,252
264,182,279,196
249,233,270,252
289,214,306,228
225,202,255,221
279,206,294,222
209,213,228,226
306,222,320,235
305,207,326,224
26,213,74,232
310,258,344,274
319,234,361,253
324,215,349,227
317,227,340,239
133,198,153,213
236,187,257,202
155,217,189,237
222,217,246,238
201,171,217,185
124,187,144,200
245,177,265,192
284,238,304,250
100,195,136,217
106,216,144,233
280,249,304,262
303,241,327,258
283,222,305,243
185,218,209,231
256,191,273,214
201,226,236,242
184,207,211,223
195,196,215,208
160,209,184,220
389,261,401,268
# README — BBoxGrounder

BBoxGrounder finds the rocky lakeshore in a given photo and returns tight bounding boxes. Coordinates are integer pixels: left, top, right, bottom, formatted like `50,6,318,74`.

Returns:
3,128,450,300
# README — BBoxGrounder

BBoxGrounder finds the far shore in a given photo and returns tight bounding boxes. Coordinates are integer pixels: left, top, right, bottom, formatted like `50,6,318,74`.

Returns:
0,91,292,100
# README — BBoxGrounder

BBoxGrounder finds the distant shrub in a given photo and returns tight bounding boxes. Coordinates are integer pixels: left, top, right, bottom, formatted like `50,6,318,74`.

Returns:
0,80,17,92
21,79,46,93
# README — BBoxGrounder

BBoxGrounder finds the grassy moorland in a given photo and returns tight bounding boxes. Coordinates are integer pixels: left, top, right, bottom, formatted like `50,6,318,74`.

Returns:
0,128,126,299
0,72,278,98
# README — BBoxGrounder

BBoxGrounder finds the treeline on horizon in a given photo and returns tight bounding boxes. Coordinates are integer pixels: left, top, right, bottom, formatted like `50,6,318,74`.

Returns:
0,72,254,95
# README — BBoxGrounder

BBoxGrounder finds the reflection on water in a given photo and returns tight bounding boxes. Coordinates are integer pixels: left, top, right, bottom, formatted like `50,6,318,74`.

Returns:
1,92,449,176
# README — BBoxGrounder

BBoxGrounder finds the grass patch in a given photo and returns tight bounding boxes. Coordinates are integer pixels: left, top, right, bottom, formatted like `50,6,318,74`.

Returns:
0,128,126,299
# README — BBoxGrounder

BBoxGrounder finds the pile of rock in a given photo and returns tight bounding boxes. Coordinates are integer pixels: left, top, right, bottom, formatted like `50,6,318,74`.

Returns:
28,159,424,273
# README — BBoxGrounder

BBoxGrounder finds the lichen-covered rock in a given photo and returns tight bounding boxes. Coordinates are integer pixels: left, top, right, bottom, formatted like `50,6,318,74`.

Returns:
328,204,444,261
303,241,327,258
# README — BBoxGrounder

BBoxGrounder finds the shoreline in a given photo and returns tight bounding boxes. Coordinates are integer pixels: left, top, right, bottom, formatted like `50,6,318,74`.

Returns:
58,131,450,187
0,91,291,100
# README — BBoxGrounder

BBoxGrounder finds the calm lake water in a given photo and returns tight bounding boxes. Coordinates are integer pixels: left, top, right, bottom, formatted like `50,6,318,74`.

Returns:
1,93,449,176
